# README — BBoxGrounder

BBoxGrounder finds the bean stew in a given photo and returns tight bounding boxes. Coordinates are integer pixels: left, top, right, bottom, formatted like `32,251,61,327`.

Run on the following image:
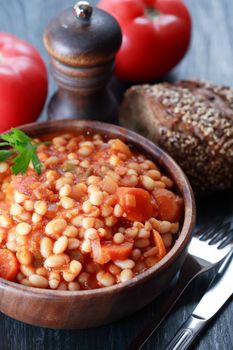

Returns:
0,132,183,290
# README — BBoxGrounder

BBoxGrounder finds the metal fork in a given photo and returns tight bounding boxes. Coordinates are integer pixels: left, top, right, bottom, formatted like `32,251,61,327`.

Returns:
128,220,233,350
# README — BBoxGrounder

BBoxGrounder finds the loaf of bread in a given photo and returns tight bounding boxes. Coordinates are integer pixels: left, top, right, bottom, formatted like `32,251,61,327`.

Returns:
119,80,233,194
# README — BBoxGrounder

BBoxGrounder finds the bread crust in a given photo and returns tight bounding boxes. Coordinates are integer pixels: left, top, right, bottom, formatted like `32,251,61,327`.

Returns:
119,80,233,193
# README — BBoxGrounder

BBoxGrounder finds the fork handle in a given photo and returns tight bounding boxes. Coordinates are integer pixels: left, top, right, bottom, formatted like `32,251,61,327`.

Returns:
163,315,206,350
128,254,208,350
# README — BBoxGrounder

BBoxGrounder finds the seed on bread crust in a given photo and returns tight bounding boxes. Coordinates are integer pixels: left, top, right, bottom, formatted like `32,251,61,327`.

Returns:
119,80,233,193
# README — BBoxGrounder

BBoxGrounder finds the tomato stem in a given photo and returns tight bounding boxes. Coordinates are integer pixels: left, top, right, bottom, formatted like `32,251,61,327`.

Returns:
144,7,160,20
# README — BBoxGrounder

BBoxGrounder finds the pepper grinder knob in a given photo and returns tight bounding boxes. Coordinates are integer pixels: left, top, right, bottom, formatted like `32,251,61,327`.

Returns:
44,1,122,122
73,1,93,20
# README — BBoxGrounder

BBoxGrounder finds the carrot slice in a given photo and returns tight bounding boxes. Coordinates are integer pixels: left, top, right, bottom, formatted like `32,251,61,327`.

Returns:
0,249,19,281
153,188,183,222
152,230,166,261
117,187,154,222
92,239,133,264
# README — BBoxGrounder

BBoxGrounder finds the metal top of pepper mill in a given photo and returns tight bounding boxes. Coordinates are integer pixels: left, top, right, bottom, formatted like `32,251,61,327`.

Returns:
44,1,122,67
73,1,93,20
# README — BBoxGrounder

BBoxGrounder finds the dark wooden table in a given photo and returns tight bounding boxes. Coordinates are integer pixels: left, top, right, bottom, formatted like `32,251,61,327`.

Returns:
0,1,232,349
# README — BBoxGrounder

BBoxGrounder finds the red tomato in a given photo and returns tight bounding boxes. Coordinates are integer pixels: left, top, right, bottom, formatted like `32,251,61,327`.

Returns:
98,0,192,82
0,33,48,132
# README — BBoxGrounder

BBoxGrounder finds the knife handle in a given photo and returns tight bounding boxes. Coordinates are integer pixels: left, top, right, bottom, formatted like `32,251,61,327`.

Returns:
163,315,206,350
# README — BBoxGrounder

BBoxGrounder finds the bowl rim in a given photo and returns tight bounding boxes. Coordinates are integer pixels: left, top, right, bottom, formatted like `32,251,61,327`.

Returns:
0,119,196,298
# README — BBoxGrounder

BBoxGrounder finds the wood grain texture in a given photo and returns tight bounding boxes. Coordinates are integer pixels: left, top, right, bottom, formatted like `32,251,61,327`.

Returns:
0,0,232,349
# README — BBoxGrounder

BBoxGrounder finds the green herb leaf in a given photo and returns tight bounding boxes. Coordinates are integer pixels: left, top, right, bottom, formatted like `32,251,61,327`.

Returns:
31,147,42,175
0,128,42,175
0,142,11,147
2,128,30,146
0,150,14,162
11,143,34,175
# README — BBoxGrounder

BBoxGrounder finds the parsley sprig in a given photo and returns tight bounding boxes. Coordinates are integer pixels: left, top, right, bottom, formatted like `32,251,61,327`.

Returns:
0,128,42,175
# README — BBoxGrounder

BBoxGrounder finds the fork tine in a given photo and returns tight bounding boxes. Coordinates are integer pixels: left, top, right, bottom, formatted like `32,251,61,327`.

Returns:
209,225,232,245
194,221,218,237
193,217,222,236
198,222,221,240
218,229,233,249
199,222,230,241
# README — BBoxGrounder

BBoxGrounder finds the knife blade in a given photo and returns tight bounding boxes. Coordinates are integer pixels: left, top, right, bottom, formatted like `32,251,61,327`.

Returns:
163,250,233,350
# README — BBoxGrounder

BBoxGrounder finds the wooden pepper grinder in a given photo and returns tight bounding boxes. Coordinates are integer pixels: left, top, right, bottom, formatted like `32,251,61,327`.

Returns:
44,1,122,122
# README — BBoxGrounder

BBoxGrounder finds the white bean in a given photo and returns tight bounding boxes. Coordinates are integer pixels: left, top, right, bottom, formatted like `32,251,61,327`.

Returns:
120,269,134,282
40,237,53,258
53,236,68,254
45,219,67,236
45,254,70,268
114,259,135,269
96,271,115,287
29,275,49,288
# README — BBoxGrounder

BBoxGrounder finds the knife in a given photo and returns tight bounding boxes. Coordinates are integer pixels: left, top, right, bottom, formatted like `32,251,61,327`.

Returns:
163,250,233,350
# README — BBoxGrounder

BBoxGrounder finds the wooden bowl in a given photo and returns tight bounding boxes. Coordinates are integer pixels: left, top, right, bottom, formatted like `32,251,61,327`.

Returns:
0,120,196,329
